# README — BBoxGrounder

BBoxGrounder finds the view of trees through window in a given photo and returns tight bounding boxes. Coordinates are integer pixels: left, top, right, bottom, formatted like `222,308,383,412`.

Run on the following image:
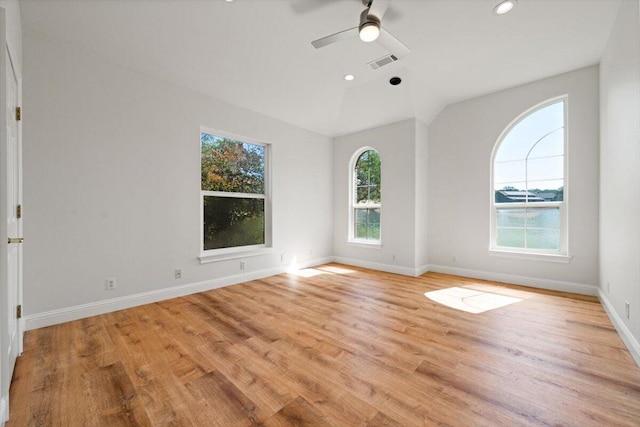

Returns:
493,100,565,251
353,149,381,241
201,132,266,251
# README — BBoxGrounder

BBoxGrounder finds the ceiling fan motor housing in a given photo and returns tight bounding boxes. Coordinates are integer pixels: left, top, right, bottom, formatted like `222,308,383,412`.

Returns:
359,8,380,31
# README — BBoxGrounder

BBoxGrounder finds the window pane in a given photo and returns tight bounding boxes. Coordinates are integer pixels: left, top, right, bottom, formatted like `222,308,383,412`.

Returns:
494,160,526,185
355,150,381,204
368,208,381,224
526,229,560,250
495,102,564,162
527,156,563,182
497,209,526,227
357,185,379,204
525,207,560,228
354,208,380,241
525,180,564,202
528,128,564,159
495,183,526,203
496,228,525,248
201,133,265,194
369,224,381,240
203,196,265,250
355,209,368,223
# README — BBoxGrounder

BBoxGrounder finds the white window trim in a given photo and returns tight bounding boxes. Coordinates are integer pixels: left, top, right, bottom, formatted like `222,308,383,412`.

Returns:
489,96,570,261
199,127,272,262
348,146,382,246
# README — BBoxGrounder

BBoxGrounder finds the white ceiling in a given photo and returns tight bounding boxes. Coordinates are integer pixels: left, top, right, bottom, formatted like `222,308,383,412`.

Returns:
19,0,620,137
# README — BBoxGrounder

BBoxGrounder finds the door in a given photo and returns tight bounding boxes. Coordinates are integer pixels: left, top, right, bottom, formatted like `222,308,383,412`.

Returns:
0,38,21,423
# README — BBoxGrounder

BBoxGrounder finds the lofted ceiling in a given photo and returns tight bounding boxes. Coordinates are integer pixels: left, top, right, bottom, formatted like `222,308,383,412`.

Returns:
19,0,620,137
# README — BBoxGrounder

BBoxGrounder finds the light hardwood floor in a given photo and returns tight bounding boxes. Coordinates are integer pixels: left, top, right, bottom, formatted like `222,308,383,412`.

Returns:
7,264,640,426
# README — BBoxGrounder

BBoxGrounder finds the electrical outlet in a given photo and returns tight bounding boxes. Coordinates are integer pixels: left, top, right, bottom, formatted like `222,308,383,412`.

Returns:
392,254,397,262
240,261,246,270
607,282,610,293
452,255,457,263
280,253,286,262
105,278,116,291
175,269,182,279
625,301,630,319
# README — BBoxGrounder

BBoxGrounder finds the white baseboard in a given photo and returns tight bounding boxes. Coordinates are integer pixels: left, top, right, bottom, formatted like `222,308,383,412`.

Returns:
416,264,430,276
427,264,598,296
598,290,640,368
24,256,333,330
333,256,424,277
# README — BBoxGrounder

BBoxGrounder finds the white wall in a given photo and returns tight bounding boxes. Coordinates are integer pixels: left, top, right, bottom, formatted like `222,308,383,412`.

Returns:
22,31,333,319
415,120,429,271
599,0,640,357
333,119,418,275
428,66,600,293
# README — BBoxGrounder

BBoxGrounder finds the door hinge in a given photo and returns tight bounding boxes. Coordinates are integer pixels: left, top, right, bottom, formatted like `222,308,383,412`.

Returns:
16,304,22,319
15,106,21,121
16,204,21,219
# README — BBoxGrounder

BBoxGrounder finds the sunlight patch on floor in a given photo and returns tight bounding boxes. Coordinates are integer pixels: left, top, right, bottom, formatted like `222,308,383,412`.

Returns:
317,265,356,275
424,287,522,314
288,268,326,278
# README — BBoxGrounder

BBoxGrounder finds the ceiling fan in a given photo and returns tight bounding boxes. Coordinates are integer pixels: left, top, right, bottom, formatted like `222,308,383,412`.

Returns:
311,0,410,60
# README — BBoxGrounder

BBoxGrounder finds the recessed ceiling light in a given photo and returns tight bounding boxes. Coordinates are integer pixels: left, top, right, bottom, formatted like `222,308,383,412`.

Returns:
224,0,234,3
493,0,516,15
344,74,355,81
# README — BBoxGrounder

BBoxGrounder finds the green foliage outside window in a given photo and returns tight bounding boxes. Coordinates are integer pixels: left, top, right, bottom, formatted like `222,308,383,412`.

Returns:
355,150,381,204
354,150,381,241
201,133,266,250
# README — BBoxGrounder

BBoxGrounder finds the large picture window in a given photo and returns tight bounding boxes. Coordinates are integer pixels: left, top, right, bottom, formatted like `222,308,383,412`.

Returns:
491,98,567,256
350,148,381,243
201,131,270,253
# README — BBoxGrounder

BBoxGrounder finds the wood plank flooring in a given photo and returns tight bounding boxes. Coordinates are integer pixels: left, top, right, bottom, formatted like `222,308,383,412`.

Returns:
7,264,640,426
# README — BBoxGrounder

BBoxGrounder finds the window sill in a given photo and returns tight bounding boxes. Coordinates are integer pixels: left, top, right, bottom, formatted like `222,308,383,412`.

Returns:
347,240,382,250
489,248,572,263
199,247,273,264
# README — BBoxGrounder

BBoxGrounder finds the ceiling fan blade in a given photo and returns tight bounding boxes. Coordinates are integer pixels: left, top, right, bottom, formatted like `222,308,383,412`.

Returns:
368,0,392,21
311,27,358,49
377,27,410,59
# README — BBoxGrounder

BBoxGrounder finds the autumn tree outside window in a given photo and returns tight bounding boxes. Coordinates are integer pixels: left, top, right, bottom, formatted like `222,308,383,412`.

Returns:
201,131,271,253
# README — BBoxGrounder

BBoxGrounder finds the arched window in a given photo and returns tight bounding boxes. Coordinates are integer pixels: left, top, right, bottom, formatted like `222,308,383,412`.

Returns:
350,148,381,243
491,97,567,255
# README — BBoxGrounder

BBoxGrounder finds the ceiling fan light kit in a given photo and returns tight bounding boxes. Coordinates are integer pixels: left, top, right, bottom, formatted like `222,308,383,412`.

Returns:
311,0,410,64
359,9,381,42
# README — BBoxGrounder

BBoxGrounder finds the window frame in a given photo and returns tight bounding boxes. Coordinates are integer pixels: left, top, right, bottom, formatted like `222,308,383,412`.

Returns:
199,127,272,263
348,147,382,248
489,96,571,262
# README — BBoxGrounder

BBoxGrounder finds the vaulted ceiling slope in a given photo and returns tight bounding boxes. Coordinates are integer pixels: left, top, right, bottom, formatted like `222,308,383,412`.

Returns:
19,0,620,137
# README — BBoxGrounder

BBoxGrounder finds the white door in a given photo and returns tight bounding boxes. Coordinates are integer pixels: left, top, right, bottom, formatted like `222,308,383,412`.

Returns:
0,43,21,424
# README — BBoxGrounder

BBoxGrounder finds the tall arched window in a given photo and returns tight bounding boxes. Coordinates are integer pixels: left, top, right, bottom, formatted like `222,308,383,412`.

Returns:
350,148,381,243
491,97,567,256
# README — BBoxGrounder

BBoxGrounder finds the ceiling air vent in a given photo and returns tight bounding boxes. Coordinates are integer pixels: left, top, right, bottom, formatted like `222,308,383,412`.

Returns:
368,54,398,70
